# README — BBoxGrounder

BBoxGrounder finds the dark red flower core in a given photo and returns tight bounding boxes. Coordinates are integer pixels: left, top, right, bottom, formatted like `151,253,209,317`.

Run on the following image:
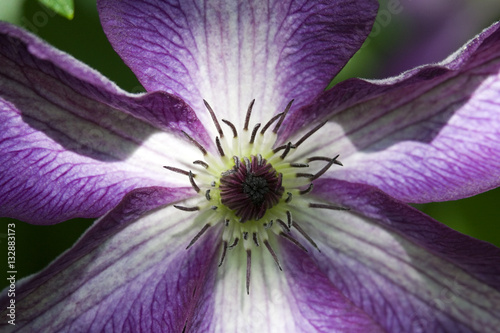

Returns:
220,155,284,222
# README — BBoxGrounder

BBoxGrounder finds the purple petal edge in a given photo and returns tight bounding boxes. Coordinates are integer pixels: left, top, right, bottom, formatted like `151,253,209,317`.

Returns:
285,20,500,203
0,186,221,332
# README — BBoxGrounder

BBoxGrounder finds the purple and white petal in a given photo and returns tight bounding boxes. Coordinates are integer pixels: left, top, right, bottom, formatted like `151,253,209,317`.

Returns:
98,0,378,132
295,178,500,332
187,244,384,332
0,23,207,224
285,21,500,203
0,187,219,332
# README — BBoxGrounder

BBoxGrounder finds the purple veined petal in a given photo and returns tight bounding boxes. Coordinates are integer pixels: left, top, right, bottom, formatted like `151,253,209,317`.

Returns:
286,20,500,203
0,186,220,332
98,0,378,132
0,23,209,224
293,178,500,332
189,244,384,332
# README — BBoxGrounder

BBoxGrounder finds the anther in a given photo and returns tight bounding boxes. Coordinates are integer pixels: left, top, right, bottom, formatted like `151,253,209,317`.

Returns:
163,166,190,176
229,238,239,248
273,143,296,154
193,160,209,169
222,119,238,138
224,219,230,227
280,142,294,159
256,154,263,166
286,210,292,228
173,205,200,212
260,112,283,135
263,240,282,271
293,221,320,252
244,99,255,131
296,173,315,179
186,223,211,249
243,157,251,172
273,99,294,133
211,205,218,210
263,220,274,229
294,121,327,148
218,241,228,267
243,231,249,240
204,99,224,138
216,137,225,157
285,192,293,203
309,155,341,181
189,171,200,192
246,250,252,295
308,155,343,166
252,232,260,247
276,219,290,233
233,156,241,169
182,131,207,155
249,123,261,144
279,232,308,252
299,183,314,195
290,163,309,168
309,203,349,211
205,189,211,201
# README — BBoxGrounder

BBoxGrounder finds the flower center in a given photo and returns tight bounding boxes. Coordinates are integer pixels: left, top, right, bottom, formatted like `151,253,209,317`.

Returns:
220,155,284,222
165,99,347,294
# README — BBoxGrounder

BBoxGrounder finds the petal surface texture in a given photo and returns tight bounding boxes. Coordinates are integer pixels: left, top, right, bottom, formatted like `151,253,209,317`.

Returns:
287,21,500,203
98,0,378,131
2,182,499,332
0,187,219,332
302,179,500,333
0,23,207,223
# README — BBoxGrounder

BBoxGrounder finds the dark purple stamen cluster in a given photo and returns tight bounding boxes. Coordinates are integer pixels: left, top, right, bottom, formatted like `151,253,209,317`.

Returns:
220,155,284,222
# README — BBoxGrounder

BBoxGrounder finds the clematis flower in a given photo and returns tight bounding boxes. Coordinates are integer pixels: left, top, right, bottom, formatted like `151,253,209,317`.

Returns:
1,0,500,332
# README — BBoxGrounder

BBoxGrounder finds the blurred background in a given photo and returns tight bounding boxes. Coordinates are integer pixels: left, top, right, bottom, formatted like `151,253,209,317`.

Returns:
1,0,500,290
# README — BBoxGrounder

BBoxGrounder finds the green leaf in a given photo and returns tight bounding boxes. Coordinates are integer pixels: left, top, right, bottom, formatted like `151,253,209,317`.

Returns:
37,0,74,20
